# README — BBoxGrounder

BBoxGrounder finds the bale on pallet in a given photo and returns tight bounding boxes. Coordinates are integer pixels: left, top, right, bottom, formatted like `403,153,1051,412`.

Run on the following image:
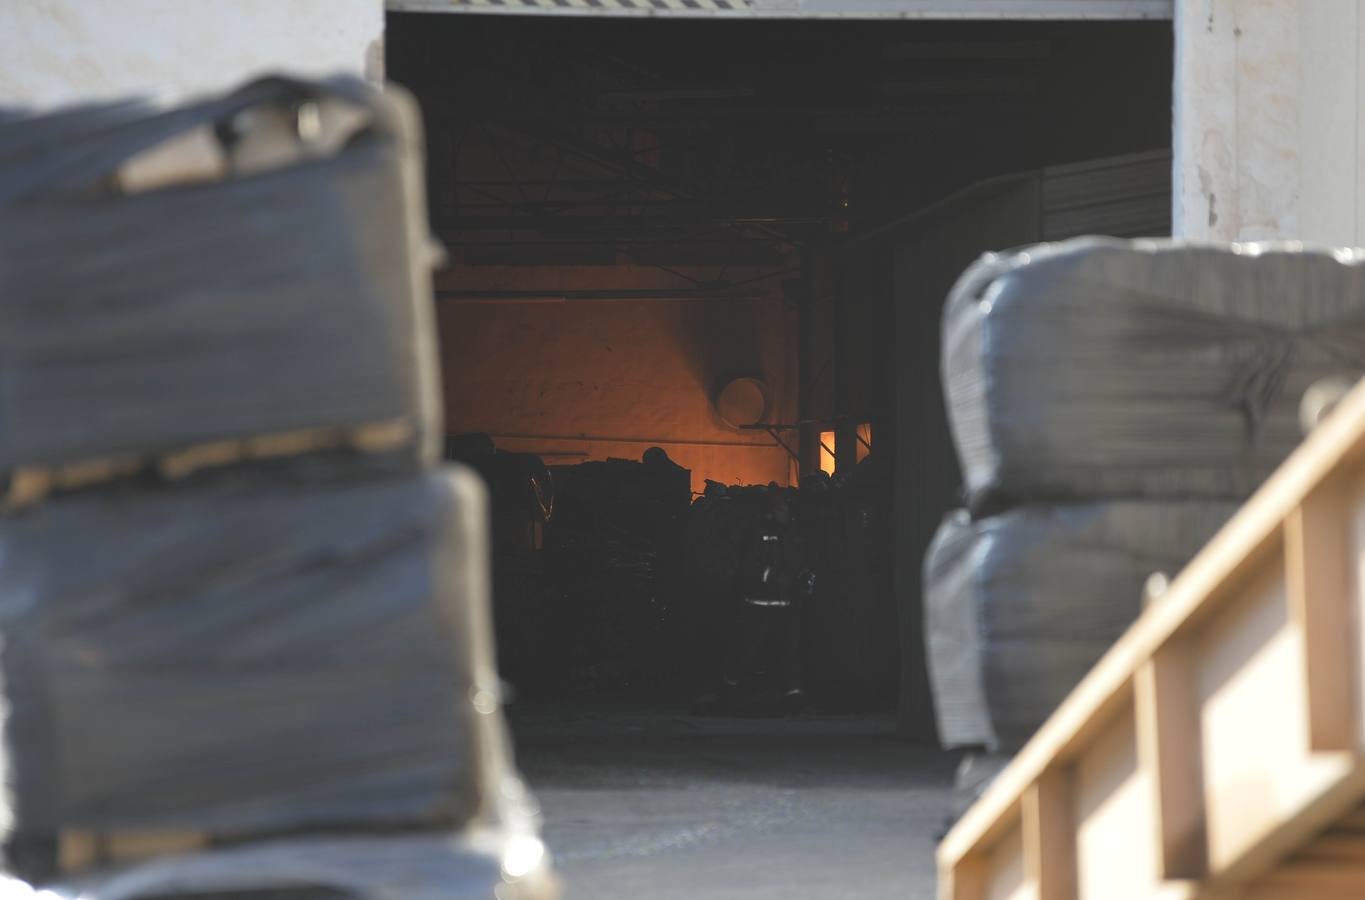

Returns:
0,76,441,488
0,467,519,845
924,501,1236,751
943,238,1365,511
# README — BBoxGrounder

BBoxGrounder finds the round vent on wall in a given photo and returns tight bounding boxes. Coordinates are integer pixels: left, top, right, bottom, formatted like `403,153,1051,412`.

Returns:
715,377,771,430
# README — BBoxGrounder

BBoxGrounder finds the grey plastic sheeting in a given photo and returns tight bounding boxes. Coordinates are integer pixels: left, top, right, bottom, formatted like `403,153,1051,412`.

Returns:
0,467,520,836
924,501,1236,751
0,76,441,475
943,238,1365,509
23,830,555,900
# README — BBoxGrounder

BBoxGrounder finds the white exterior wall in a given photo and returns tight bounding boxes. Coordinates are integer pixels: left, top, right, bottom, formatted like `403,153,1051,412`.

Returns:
2,0,1351,244
1175,0,1365,244
0,1,384,109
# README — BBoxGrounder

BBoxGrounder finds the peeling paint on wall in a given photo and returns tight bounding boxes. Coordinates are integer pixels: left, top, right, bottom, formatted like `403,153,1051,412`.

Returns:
366,37,386,82
1175,0,1362,244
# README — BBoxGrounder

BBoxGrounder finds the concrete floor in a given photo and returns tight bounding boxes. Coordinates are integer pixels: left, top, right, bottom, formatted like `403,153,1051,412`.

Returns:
509,704,957,900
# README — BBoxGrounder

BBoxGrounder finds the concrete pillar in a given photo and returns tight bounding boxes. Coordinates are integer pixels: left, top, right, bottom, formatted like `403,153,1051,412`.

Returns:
0,1,384,109
1175,0,1365,245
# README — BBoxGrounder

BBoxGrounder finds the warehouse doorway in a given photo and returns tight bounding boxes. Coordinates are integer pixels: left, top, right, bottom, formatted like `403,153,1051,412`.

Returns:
386,13,1171,895
386,13,1172,729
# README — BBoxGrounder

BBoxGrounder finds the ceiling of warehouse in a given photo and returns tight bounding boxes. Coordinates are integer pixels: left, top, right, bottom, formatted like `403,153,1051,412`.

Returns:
388,16,1171,292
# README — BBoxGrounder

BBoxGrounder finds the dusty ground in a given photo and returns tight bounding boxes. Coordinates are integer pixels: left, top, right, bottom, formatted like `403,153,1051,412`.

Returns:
509,704,957,900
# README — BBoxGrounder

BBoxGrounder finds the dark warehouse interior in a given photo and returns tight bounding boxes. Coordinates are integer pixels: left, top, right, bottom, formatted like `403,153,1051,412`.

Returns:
386,13,1174,734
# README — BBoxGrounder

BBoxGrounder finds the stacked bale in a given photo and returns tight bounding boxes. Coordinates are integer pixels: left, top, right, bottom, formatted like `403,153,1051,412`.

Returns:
797,459,897,710
543,453,691,695
925,502,1235,749
927,238,1365,753
445,435,556,692
682,481,770,692
0,77,553,898
0,78,440,490
680,465,896,711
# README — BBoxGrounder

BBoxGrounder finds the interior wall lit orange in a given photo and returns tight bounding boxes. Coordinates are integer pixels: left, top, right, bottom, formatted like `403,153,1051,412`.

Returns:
437,297,799,492
819,424,871,476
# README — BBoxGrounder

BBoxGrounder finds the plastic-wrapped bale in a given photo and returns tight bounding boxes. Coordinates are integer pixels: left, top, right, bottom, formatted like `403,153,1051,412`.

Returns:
943,238,1365,510
0,467,519,842
799,479,897,710
544,458,691,691
24,830,557,900
0,76,441,482
924,501,1236,751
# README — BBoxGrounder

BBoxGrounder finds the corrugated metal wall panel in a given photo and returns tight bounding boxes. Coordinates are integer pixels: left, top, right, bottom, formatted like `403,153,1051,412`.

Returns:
1042,148,1171,238
1043,196,1170,239
387,0,1171,19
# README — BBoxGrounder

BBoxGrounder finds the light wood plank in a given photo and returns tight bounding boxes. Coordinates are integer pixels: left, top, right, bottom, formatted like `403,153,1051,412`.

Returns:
984,825,1030,900
1196,762,1365,895
1024,769,1076,900
59,830,207,873
1285,485,1356,752
1295,831,1365,863
1251,861,1365,894
1072,706,1162,900
1331,807,1365,833
941,854,987,900
1195,561,1356,877
1135,642,1207,879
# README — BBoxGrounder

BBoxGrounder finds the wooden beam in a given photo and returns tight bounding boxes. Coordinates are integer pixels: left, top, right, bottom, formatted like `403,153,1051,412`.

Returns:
1285,482,1357,752
1135,642,1207,879
1251,861,1365,895
60,831,208,873
1297,831,1365,863
1023,769,1077,899
940,853,986,900
1199,764,1365,893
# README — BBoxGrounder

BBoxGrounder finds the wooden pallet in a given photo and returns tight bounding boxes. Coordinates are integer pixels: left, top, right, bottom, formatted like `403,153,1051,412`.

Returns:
2,419,415,510
938,377,1365,900
58,831,210,873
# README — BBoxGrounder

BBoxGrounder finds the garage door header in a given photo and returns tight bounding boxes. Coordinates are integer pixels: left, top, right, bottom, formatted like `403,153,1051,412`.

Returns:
387,0,1171,18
